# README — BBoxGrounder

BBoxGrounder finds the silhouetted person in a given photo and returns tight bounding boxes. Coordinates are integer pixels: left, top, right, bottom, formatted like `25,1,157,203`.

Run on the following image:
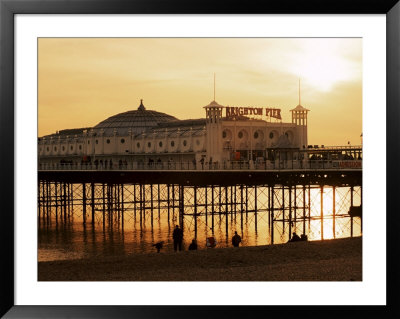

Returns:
200,157,205,169
232,231,242,247
300,234,308,241
289,232,301,242
206,236,217,248
188,239,197,251
152,241,164,253
173,225,183,251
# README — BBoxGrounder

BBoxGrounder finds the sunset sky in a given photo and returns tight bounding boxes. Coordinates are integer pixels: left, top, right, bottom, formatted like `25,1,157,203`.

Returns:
38,38,362,145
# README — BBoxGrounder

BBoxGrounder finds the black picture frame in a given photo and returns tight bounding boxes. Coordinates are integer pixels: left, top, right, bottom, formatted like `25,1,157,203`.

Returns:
1,0,399,318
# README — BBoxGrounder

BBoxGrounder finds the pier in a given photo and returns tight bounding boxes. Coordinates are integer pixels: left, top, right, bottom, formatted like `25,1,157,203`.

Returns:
38,156,362,245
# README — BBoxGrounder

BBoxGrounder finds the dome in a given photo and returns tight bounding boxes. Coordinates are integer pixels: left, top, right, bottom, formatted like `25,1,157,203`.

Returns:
204,100,224,108
93,100,178,135
290,104,310,112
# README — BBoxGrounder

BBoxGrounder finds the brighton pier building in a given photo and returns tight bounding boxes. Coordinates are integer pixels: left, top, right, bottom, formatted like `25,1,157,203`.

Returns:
38,98,358,170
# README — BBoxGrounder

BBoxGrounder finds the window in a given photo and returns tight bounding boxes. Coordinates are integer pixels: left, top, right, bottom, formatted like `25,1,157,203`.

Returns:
54,147,57,151
269,132,274,139
95,140,98,144
62,146,65,151
106,139,110,144
254,132,259,139
285,132,289,138
171,141,175,147
47,147,49,151
222,131,227,138
120,138,125,144
79,145,82,150
183,140,187,146
238,131,243,139
159,141,163,147
70,146,73,151
88,140,90,144
196,140,200,146
148,142,151,148
137,142,140,148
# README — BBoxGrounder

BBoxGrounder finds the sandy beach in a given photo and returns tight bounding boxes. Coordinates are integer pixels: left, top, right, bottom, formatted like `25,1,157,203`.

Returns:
38,237,361,281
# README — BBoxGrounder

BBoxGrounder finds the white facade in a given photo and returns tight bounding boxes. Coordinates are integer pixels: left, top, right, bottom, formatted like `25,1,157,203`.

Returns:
38,100,309,166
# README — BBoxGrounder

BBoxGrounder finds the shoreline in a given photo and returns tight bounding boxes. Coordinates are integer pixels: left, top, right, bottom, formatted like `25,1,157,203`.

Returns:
38,237,362,281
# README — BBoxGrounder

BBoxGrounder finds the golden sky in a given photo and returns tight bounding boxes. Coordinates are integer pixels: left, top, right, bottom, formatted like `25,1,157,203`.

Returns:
38,38,362,145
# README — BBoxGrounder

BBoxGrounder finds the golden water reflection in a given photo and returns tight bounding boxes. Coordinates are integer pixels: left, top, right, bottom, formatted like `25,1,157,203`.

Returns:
38,184,362,262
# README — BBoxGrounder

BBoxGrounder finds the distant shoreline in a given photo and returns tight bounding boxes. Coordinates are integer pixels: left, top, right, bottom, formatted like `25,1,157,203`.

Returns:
38,237,362,281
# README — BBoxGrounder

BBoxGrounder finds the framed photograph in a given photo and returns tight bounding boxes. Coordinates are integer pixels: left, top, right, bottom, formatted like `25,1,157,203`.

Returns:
1,0,399,318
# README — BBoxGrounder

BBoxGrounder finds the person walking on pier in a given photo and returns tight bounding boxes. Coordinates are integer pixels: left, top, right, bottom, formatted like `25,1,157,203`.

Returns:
232,231,242,247
173,225,184,251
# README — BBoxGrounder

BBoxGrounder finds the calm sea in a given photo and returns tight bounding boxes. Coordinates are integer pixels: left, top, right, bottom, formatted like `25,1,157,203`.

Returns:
38,184,362,262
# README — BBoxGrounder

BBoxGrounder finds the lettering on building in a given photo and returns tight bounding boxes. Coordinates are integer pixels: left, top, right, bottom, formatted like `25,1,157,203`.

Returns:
225,106,282,120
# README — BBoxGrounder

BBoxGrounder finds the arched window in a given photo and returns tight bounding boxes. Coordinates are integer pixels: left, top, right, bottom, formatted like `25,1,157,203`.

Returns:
120,138,125,144
269,132,274,139
254,132,259,139
106,139,110,144
183,140,187,146
171,141,175,147
238,131,243,139
159,141,163,147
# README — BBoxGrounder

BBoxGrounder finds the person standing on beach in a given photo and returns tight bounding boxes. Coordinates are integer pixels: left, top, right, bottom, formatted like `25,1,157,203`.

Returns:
188,239,197,250
173,225,184,251
232,231,242,247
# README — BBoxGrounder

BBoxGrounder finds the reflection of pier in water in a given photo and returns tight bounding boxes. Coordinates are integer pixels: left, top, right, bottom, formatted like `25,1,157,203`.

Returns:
38,169,362,246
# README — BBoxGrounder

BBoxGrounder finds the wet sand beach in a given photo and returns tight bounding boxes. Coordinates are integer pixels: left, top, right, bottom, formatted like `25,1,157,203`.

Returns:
38,237,361,281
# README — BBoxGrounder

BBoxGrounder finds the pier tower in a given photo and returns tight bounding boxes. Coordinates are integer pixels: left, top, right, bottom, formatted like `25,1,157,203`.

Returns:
290,80,309,149
204,100,224,162
290,104,309,149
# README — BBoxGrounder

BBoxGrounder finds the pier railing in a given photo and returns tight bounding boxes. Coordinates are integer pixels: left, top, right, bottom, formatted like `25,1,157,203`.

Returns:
38,159,362,171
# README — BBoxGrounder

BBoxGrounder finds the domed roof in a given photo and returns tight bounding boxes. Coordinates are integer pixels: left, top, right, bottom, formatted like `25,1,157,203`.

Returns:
94,100,178,135
290,104,310,112
204,100,224,108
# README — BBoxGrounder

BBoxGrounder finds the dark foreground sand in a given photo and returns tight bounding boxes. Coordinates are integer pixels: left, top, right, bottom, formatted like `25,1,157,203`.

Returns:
38,237,361,281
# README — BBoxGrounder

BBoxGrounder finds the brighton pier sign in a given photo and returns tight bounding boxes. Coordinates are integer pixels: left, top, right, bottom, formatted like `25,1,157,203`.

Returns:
225,106,282,120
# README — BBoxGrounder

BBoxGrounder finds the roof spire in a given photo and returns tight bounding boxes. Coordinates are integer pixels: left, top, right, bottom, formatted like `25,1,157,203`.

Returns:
214,73,216,101
298,78,301,106
138,99,145,111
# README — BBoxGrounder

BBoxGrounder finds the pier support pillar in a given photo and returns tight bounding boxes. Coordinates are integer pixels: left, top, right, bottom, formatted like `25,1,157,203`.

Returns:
91,182,95,226
82,183,87,225
320,185,324,240
350,186,354,237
